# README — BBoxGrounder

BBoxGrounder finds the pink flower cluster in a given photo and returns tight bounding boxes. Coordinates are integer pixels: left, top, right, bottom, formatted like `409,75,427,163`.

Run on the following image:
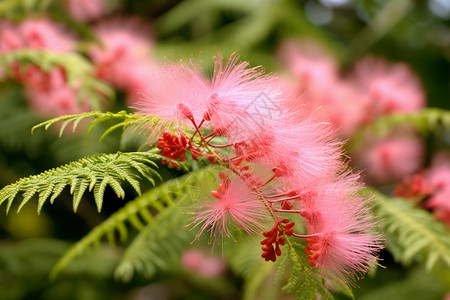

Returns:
353,129,424,185
136,54,383,284
0,11,156,117
278,40,426,185
0,18,90,117
181,249,226,278
395,153,450,227
87,18,155,105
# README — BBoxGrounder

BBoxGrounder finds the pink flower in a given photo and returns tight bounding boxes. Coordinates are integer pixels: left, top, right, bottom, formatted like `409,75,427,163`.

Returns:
65,0,107,22
136,54,383,283
313,80,373,137
181,249,226,277
353,132,424,185
353,57,425,115
0,21,22,53
27,85,90,117
181,249,203,271
277,41,373,137
120,60,159,105
134,54,282,135
90,19,152,62
277,40,338,97
24,67,90,117
204,55,282,135
88,19,157,101
234,113,343,190
424,154,450,226
89,19,153,85
299,174,383,282
192,172,267,242
19,18,75,52
134,62,210,127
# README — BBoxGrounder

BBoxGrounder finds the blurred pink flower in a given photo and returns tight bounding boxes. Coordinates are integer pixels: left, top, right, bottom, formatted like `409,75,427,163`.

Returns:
278,41,373,137
354,133,424,185
354,57,425,115
134,62,210,126
27,85,90,117
65,0,106,22
181,249,203,271
19,18,75,52
181,249,225,277
277,40,338,96
24,67,90,117
121,60,159,106
320,81,374,137
89,19,153,90
0,21,22,53
424,153,450,226
135,53,383,281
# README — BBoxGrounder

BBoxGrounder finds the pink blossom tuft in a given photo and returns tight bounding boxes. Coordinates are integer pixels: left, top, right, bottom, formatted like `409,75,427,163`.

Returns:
354,133,424,185
134,62,210,126
300,174,383,282
134,54,283,134
192,173,267,242
354,57,425,115
235,112,343,190
205,54,283,136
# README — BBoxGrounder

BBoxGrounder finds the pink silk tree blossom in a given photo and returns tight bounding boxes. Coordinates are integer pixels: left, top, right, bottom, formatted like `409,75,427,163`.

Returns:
65,0,107,22
353,57,425,116
134,54,383,284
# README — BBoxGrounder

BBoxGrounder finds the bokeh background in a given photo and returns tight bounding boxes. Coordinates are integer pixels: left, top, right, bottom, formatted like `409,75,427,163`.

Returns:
1,0,450,299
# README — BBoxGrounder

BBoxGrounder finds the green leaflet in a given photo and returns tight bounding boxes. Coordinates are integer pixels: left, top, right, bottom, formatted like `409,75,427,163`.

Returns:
369,188,450,270
31,110,172,143
283,243,336,300
0,0,54,17
225,237,278,300
114,206,193,282
50,167,215,279
0,151,167,214
349,108,450,150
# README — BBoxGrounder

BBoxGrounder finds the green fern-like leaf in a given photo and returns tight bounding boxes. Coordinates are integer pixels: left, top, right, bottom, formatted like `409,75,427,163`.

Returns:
0,0,54,17
227,237,309,300
0,151,166,214
370,188,450,270
31,110,167,142
50,167,215,279
283,243,335,300
0,49,113,109
0,83,43,150
114,206,193,282
352,108,450,140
